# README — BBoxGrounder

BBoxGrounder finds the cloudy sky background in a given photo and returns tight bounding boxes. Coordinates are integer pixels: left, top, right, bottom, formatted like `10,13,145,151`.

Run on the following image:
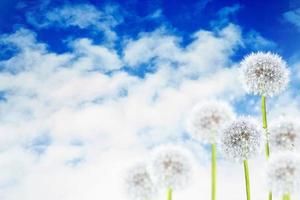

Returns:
0,0,300,199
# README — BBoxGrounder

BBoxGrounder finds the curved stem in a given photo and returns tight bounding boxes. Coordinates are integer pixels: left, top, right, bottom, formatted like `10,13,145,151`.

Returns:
262,96,272,200
212,143,217,200
167,187,172,200
243,160,251,200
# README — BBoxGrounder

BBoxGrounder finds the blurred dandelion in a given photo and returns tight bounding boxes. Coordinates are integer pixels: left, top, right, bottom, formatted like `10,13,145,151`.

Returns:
125,163,157,200
267,153,300,200
186,100,235,200
151,145,193,200
220,117,264,200
270,118,300,152
187,101,235,143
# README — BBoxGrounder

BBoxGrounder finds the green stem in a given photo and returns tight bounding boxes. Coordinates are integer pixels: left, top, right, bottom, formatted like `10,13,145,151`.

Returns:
261,95,270,158
268,191,272,200
212,143,217,200
167,187,172,200
283,194,287,200
243,160,251,200
286,193,291,200
262,96,272,200
282,194,291,200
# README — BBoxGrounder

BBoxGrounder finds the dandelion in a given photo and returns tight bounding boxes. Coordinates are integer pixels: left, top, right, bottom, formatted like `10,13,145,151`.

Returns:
125,163,157,200
240,52,290,200
151,145,193,200
270,118,300,152
186,100,235,200
220,117,264,200
267,153,300,200
187,101,235,143
240,52,289,97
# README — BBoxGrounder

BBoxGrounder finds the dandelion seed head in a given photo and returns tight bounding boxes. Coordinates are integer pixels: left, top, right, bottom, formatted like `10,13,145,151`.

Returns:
270,118,300,152
267,153,300,196
125,163,157,200
220,117,264,162
186,101,235,144
240,52,289,97
151,145,193,190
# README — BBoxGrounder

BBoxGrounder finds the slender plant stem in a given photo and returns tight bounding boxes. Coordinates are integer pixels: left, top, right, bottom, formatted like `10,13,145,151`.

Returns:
167,187,172,200
261,95,270,158
283,194,287,200
282,194,291,200
211,143,217,200
262,96,272,200
243,160,251,200
269,191,272,200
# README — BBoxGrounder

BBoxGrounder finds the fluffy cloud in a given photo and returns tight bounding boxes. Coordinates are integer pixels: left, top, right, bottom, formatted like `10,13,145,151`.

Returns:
0,9,299,200
124,24,242,77
26,3,121,42
283,8,300,31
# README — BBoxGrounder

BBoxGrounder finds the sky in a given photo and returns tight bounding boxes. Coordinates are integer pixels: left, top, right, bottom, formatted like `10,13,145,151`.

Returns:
0,0,300,200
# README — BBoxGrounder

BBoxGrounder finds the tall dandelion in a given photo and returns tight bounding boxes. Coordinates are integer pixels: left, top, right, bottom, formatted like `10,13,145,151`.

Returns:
220,117,264,200
125,163,157,200
187,101,235,200
269,118,300,153
240,52,289,200
267,153,300,200
151,145,193,200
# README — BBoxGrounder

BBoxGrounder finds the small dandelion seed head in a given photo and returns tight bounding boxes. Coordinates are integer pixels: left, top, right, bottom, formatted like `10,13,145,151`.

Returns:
124,163,157,200
240,52,290,97
267,153,300,196
186,101,235,144
151,145,193,190
220,117,264,162
270,118,300,152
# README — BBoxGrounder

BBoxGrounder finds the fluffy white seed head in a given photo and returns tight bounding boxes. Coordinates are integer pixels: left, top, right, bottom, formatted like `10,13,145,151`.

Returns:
151,145,193,190
220,117,264,162
186,101,235,144
240,52,289,97
124,163,157,200
270,118,300,152
267,153,300,196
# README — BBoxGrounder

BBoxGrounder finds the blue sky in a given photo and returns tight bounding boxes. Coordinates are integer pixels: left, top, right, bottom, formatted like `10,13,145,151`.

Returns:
0,0,300,200
1,0,300,58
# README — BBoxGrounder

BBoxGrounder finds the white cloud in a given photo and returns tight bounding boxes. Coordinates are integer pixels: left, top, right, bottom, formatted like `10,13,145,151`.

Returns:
283,8,300,30
70,38,122,71
26,3,121,42
0,19,299,200
244,30,276,50
210,4,241,27
124,24,242,77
